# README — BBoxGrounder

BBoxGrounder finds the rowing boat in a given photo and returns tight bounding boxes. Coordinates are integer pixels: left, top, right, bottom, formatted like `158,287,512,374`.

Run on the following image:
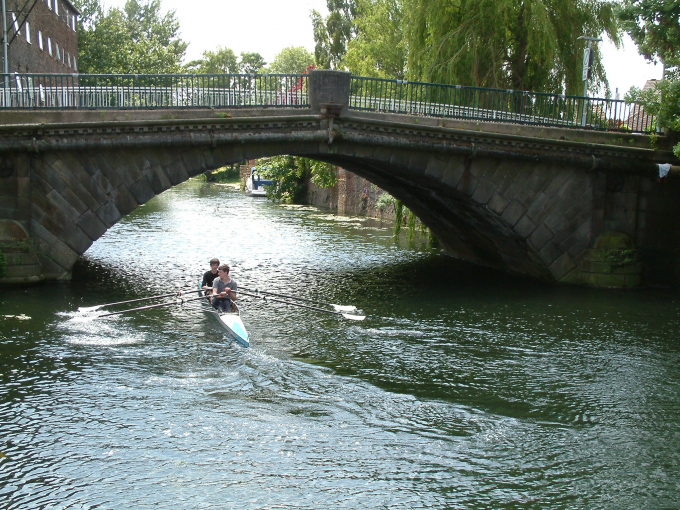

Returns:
197,282,249,347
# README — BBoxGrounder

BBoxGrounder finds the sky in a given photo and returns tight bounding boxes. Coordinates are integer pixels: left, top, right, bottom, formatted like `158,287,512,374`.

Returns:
102,0,663,96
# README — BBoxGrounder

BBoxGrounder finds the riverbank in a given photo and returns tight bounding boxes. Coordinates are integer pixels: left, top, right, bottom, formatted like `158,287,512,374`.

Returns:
239,163,395,221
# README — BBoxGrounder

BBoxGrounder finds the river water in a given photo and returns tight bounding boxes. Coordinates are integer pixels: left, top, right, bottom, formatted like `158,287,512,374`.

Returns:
1,181,679,509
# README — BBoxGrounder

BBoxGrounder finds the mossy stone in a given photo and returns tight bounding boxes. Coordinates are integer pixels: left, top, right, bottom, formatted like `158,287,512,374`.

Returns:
593,231,635,251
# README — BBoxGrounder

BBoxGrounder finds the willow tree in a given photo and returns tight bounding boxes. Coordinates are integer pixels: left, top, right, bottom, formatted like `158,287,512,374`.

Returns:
344,0,407,79
403,0,620,95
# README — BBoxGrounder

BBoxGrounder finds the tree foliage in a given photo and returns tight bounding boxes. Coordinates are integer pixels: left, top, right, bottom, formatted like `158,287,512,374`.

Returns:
257,156,337,203
186,47,239,74
402,0,620,95
344,0,406,78
622,1,680,156
74,0,187,74
311,0,358,69
239,53,267,75
269,47,315,74
618,0,680,70
312,0,620,94
186,49,266,74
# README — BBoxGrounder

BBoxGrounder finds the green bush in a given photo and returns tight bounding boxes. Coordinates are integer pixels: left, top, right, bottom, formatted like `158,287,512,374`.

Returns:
0,251,6,278
626,78,680,157
375,193,395,211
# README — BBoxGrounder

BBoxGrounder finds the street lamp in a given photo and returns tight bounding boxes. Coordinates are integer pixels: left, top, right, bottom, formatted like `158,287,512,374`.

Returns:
1,0,8,104
577,36,602,126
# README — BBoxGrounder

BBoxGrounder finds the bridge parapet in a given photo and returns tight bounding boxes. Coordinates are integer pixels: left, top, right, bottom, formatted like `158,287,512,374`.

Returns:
0,71,657,134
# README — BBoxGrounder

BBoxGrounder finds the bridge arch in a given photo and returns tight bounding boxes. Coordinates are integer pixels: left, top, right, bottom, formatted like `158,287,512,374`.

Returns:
5,131,594,283
1,70,676,286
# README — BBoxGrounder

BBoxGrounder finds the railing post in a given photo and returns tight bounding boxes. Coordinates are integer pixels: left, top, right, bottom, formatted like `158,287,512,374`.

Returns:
308,70,351,115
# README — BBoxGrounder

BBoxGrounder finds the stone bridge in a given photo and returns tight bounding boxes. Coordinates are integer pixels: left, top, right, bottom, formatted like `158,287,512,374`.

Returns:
1,71,679,287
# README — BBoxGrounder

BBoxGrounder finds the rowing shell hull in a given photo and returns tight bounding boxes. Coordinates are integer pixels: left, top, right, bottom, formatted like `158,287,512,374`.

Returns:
198,283,249,347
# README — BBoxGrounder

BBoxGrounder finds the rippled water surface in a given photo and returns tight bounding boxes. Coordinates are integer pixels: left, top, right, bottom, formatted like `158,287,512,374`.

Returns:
1,181,679,509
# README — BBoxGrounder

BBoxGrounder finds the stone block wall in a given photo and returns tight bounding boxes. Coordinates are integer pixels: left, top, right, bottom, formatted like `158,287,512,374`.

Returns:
9,146,240,280
635,174,680,284
451,157,595,281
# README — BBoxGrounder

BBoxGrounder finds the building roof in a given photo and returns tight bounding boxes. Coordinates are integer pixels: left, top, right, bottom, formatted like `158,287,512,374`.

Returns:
625,80,658,132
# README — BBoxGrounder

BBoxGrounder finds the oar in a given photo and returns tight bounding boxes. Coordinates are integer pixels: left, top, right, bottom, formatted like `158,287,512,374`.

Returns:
96,295,210,318
78,286,200,311
238,290,365,321
238,286,357,312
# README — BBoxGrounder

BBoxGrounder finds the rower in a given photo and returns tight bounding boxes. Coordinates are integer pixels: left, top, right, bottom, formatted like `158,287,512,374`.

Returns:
201,258,220,294
212,264,237,313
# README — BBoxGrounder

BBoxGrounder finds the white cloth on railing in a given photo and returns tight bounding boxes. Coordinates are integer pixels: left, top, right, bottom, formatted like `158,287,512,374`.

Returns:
658,163,672,178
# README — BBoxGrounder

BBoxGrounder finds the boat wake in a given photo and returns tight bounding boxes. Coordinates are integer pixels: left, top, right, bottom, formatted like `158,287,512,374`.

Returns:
56,310,146,346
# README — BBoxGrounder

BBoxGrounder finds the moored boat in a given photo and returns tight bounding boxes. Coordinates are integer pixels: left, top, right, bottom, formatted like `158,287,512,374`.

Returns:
198,282,249,347
245,167,274,197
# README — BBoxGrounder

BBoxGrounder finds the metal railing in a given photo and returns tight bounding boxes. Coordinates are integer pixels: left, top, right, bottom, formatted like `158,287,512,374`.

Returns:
0,73,309,109
0,73,655,133
349,76,655,133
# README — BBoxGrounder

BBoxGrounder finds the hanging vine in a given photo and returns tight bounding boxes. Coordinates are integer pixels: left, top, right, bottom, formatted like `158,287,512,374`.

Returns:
392,199,438,248
393,200,404,237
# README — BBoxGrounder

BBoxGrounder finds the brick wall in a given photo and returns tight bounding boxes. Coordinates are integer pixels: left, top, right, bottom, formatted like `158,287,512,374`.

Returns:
5,0,78,74
306,167,396,222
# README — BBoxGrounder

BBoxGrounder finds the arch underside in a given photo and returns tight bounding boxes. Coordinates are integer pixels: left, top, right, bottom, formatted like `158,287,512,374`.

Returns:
27,136,577,281
303,153,550,279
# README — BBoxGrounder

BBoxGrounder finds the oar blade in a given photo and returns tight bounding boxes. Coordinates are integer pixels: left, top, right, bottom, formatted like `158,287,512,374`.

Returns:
78,305,104,312
333,304,357,313
342,313,366,321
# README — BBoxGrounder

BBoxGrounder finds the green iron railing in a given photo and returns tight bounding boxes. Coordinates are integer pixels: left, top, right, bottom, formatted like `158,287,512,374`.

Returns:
349,76,655,133
0,73,655,133
0,73,309,109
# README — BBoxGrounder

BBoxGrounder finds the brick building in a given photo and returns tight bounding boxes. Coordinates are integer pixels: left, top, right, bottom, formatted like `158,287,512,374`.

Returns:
3,0,79,74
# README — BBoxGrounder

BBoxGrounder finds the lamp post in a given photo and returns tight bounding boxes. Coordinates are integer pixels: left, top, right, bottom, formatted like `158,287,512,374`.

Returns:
1,0,8,104
577,36,602,127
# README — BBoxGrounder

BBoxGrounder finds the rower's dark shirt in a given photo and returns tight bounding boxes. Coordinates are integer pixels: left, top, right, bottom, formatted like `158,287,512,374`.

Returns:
202,270,219,288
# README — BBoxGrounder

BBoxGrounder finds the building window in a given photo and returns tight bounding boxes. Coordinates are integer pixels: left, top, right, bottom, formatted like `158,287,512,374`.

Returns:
72,15,77,31
54,0,59,15
38,31,43,50
47,37,52,56
25,22,31,43
46,0,51,10
67,53,71,68
73,57,77,72
55,43,60,60
11,13,19,35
